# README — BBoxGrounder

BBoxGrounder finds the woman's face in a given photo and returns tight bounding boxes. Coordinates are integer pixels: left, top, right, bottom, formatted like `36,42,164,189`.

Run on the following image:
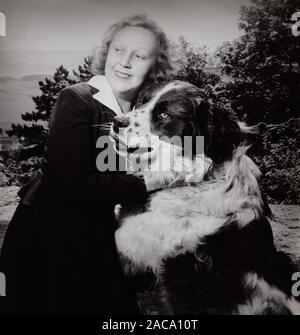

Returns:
105,26,157,101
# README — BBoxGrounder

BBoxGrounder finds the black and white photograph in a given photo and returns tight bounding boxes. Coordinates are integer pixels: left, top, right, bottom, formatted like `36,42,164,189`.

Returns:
0,0,299,318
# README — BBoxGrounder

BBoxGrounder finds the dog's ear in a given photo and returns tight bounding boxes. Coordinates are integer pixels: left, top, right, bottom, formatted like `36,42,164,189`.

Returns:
195,98,241,164
195,98,210,135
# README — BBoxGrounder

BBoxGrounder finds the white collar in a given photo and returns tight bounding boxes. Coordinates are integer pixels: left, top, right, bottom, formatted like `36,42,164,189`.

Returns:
88,75,122,115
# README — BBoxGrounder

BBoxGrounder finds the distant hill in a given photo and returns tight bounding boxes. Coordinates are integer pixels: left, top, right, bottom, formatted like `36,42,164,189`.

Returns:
0,75,53,83
0,49,91,78
0,49,88,127
0,122,11,132
0,122,13,132
0,78,41,126
21,74,54,82
0,77,19,83
0,121,27,132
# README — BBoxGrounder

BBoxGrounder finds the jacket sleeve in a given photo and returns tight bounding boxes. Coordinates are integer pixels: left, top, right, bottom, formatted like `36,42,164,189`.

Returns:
46,86,147,207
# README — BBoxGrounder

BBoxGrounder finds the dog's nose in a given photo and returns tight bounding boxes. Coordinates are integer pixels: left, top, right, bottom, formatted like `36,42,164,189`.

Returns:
113,115,130,131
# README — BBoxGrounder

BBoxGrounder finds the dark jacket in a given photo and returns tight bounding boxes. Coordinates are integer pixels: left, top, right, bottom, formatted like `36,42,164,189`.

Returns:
0,82,147,314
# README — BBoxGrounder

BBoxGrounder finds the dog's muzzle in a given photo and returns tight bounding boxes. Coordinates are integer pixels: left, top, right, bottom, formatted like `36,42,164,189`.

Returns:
111,115,153,155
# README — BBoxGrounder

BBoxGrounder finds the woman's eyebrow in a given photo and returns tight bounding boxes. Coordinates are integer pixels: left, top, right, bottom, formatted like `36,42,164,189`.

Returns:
112,41,153,53
136,48,155,56
136,49,150,55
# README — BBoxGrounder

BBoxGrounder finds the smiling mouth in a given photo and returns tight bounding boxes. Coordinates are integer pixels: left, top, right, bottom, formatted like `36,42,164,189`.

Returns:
115,71,132,78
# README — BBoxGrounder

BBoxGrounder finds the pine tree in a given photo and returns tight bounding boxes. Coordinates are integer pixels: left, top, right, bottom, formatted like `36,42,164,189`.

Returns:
7,65,77,146
73,56,93,82
173,37,220,89
3,59,93,184
217,0,300,124
7,57,94,147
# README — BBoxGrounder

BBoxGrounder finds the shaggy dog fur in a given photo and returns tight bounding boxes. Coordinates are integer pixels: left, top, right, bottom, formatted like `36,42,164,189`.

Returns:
110,81,300,315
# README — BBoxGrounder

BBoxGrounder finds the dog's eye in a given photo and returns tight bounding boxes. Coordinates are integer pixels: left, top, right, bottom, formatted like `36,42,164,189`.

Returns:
158,112,169,120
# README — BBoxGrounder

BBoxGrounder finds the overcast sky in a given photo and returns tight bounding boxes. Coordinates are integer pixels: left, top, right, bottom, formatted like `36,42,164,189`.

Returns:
0,0,250,52
0,0,252,124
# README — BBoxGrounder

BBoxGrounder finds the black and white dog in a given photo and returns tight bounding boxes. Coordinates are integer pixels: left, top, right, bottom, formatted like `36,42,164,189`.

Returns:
110,81,300,315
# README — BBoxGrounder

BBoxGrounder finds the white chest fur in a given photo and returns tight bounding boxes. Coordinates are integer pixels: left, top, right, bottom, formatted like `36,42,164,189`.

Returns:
115,149,264,275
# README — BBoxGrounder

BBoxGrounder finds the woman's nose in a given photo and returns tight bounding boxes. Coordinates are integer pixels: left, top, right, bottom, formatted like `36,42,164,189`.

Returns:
120,52,132,68
113,115,130,131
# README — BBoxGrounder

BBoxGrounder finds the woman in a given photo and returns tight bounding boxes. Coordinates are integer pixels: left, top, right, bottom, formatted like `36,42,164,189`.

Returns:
0,15,173,314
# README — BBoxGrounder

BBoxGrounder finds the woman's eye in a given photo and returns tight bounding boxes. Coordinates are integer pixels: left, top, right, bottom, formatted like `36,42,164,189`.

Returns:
136,54,145,60
158,112,169,120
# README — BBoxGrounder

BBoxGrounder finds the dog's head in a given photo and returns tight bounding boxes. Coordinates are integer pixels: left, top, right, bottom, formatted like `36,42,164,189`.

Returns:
110,81,241,183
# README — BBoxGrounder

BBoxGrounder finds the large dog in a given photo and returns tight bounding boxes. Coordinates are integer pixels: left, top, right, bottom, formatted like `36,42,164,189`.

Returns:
110,81,300,315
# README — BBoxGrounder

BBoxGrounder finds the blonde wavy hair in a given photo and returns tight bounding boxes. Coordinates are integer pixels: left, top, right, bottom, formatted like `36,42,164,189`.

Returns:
91,15,174,89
